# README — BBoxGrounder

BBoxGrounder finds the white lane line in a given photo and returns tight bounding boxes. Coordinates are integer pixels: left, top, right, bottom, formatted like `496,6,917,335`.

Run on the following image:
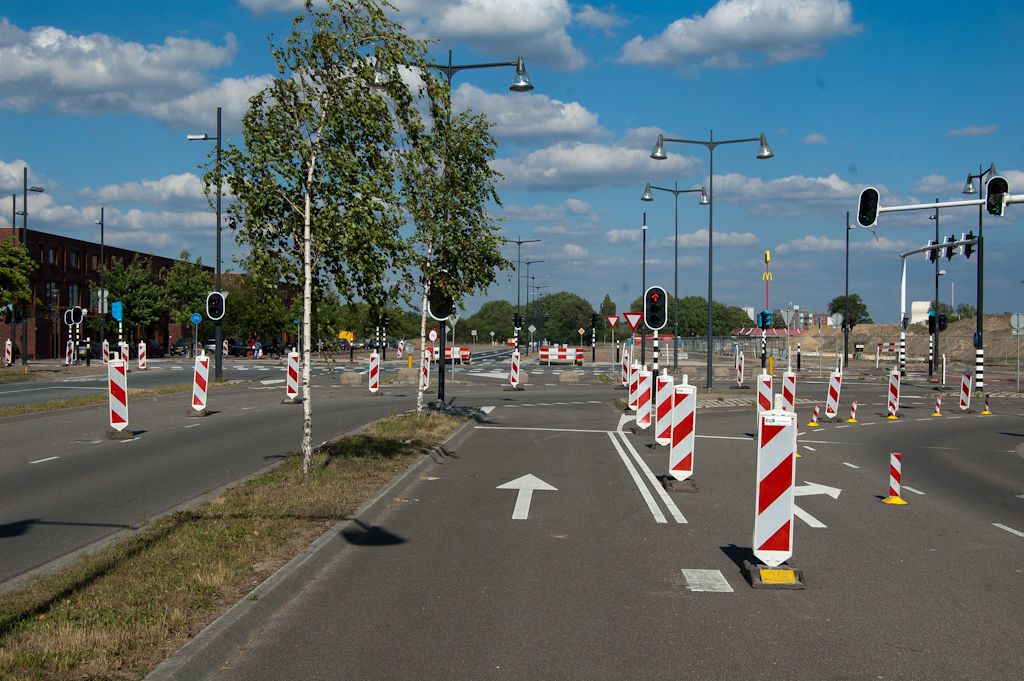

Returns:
843,462,860,468
477,426,612,434
834,425,849,429
185,423,202,428
793,504,826,528
696,434,752,441
607,431,667,524
260,379,286,385
616,431,687,524
681,569,733,593
803,446,817,452
993,523,1024,538
860,422,876,426
902,486,926,495
29,457,59,464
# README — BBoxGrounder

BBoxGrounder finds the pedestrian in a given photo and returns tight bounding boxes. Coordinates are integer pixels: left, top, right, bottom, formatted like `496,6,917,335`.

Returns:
84,338,92,366
255,339,262,359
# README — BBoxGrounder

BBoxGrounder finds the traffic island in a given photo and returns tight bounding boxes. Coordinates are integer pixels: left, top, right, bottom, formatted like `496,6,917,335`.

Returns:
105,429,134,441
664,479,698,493
338,372,362,386
742,560,806,589
186,408,210,417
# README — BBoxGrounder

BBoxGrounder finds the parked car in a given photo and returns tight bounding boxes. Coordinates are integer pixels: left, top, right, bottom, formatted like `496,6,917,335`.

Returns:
225,337,246,357
352,338,366,349
142,339,165,358
204,338,218,352
334,338,350,352
171,338,195,356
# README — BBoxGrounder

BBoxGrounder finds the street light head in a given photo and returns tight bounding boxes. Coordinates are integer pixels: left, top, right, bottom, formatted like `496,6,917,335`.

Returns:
650,134,667,160
938,269,947,276
962,174,977,195
187,134,209,141
28,186,45,193
641,182,654,201
756,133,774,160
988,163,998,177
509,57,533,92
372,56,387,84
699,187,709,205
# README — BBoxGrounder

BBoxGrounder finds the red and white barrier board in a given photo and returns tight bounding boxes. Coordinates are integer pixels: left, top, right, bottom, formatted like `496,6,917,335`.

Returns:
670,378,697,481
191,353,209,411
655,375,674,445
539,347,584,364
286,351,300,400
510,351,520,388
223,339,228,357
756,371,773,416
430,346,472,363
959,371,972,411
628,363,640,411
736,352,745,386
621,349,629,387
887,369,900,418
108,356,129,431
781,371,796,413
137,341,147,370
635,369,652,429
368,351,379,393
824,371,842,420
3,339,11,366
753,406,798,568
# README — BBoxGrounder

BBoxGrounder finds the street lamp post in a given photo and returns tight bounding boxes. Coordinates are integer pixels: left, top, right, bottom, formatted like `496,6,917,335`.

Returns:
844,211,854,368
187,107,223,381
20,168,45,365
927,201,941,378
641,181,708,371
522,260,544,352
94,207,105,345
962,163,997,391
507,237,541,355
651,131,774,389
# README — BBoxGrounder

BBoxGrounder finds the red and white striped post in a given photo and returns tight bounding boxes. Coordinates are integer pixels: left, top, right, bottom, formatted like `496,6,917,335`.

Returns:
780,371,796,412
736,351,745,386
982,394,992,415
102,340,110,364
883,452,908,505
137,341,147,370
635,369,652,429
887,368,901,419
753,399,798,567
670,376,697,481
756,370,773,416
222,339,228,358
368,351,380,393
846,401,858,423
620,348,629,387
932,395,942,417
3,339,11,366
807,404,820,427
285,351,300,402
959,371,972,412
191,353,209,413
65,339,73,366
655,374,674,446
628,363,641,411
107,354,129,433
824,370,842,421
421,349,430,391
510,351,521,389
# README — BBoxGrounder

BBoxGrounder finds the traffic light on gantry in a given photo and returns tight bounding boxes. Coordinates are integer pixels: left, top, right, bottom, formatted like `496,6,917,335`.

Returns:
857,187,880,227
962,231,975,259
644,286,667,330
986,176,1008,216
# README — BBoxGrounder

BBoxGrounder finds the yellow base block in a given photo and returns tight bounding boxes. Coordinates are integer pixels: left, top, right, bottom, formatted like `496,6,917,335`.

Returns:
807,422,820,427
887,415,898,420
795,452,802,458
846,418,857,423
883,496,908,505
932,412,941,416
981,410,992,415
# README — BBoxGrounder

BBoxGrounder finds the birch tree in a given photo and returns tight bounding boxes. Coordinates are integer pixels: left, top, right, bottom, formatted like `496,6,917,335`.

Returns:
218,0,442,473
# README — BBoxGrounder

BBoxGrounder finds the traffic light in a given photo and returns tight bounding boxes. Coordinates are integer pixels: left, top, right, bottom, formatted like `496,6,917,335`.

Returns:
428,280,453,321
71,305,84,325
2,305,10,324
13,307,23,324
857,187,880,228
591,313,599,328
644,286,667,330
381,312,390,328
926,240,938,263
928,312,936,334
759,310,772,330
962,231,974,259
986,176,1008,216
206,291,225,320
938,314,948,332
943,235,956,260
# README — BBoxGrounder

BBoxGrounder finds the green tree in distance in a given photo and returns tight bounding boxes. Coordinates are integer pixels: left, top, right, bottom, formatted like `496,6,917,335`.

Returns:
827,294,872,329
103,255,167,342
162,250,214,340
0,236,36,308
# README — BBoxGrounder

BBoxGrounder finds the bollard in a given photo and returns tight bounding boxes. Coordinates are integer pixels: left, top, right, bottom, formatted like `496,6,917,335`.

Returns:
959,372,972,412
635,369,652,429
883,453,908,505
807,404,820,427
824,370,842,421
654,375,674,446
780,371,796,412
756,370,773,416
368,351,380,394
982,394,991,415
932,395,941,417
106,353,132,439
846,400,858,423
887,368,900,419
284,351,300,403
190,353,210,416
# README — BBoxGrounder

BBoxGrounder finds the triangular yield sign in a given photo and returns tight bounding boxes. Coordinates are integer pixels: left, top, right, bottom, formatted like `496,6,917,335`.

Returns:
621,312,643,332
605,315,619,328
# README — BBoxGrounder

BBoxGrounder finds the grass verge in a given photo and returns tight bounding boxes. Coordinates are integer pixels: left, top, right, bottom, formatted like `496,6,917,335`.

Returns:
0,410,464,680
0,384,193,419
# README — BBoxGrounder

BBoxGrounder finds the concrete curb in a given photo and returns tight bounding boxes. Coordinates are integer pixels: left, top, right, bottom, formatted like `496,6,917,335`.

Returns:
144,414,480,681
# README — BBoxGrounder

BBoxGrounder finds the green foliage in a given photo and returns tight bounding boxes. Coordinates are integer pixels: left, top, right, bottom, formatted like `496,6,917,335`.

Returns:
223,250,288,340
628,292,751,336
102,255,167,340
929,300,954,317
0,236,36,307
534,291,595,344
956,303,976,319
827,294,872,328
460,300,514,343
162,250,214,337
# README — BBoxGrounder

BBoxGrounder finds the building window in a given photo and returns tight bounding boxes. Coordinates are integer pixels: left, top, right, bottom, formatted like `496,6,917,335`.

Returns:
69,284,81,307
45,282,59,307
89,254,99,271
69,251,80,269
46,247,57,264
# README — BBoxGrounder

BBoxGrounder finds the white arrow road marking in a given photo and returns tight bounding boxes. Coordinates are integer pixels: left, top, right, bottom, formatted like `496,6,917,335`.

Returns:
497,474,557,520
681,569,733,593
480,406,495,414
902,486,926,495
993,523,1024,538
793,481,842,499
793,505,827,528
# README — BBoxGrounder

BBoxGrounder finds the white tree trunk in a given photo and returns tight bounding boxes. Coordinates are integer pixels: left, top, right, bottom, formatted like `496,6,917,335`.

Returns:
416,282,429,416
301,189,313,474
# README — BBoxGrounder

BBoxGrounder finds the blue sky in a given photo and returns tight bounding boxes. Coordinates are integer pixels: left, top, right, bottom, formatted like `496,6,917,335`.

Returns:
2,0,1022,324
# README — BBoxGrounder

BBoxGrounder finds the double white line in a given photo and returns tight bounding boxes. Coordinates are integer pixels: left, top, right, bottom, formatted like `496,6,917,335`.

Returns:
609,415,686,524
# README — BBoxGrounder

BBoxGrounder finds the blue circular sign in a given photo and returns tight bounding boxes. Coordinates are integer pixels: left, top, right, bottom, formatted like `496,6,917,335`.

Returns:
191,313,202,324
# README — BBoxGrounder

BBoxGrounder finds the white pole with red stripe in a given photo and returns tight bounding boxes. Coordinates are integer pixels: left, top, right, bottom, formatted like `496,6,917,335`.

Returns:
883,452,908,504
421,349,430,391
780,371,796,412
846,400,858,423
628,363,640,411
510,351,520,389
223,339,228,358
670,376,696,481
137,341,147,370
756,370,773,416
753,397,798,567
807,404,820,427
655,374,674,445
285,351,300,401
107,354,129,432
959,371,972,411
102,340,109,364
887,368,900,419
635,369,652,429
3,339,11,366
824,370,842,420
368,351,380,393
65,339,73,366
191,353,209,412
621,348,629,387
932,395,942,416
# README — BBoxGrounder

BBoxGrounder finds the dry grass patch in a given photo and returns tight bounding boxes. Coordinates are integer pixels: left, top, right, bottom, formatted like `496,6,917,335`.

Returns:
0,411,464,680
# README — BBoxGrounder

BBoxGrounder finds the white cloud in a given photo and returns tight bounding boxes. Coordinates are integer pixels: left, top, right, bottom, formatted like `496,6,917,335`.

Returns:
607,228,638,244
575,4,629,36
802,133,828,144
80,173,209,210
452,83,605,143
503,198,597,223
775,233,912,254
617,0,860,69
911,174,958,197
677,229,759,248
0,18,267,129
947,125,997,138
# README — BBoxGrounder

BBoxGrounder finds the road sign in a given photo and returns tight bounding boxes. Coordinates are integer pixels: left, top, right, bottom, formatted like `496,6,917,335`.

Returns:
577,327,585,336
1011,313,1024,330
829,312,842,328
605,315,619,328
111,301,123,322
497,474,557,520
191,312,202,325
621,312,643,332
780,307,795,326
528,324,536,334
428,328,438,343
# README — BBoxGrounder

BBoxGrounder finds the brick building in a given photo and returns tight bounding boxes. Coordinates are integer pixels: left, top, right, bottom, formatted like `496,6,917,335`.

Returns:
1,227,205,360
